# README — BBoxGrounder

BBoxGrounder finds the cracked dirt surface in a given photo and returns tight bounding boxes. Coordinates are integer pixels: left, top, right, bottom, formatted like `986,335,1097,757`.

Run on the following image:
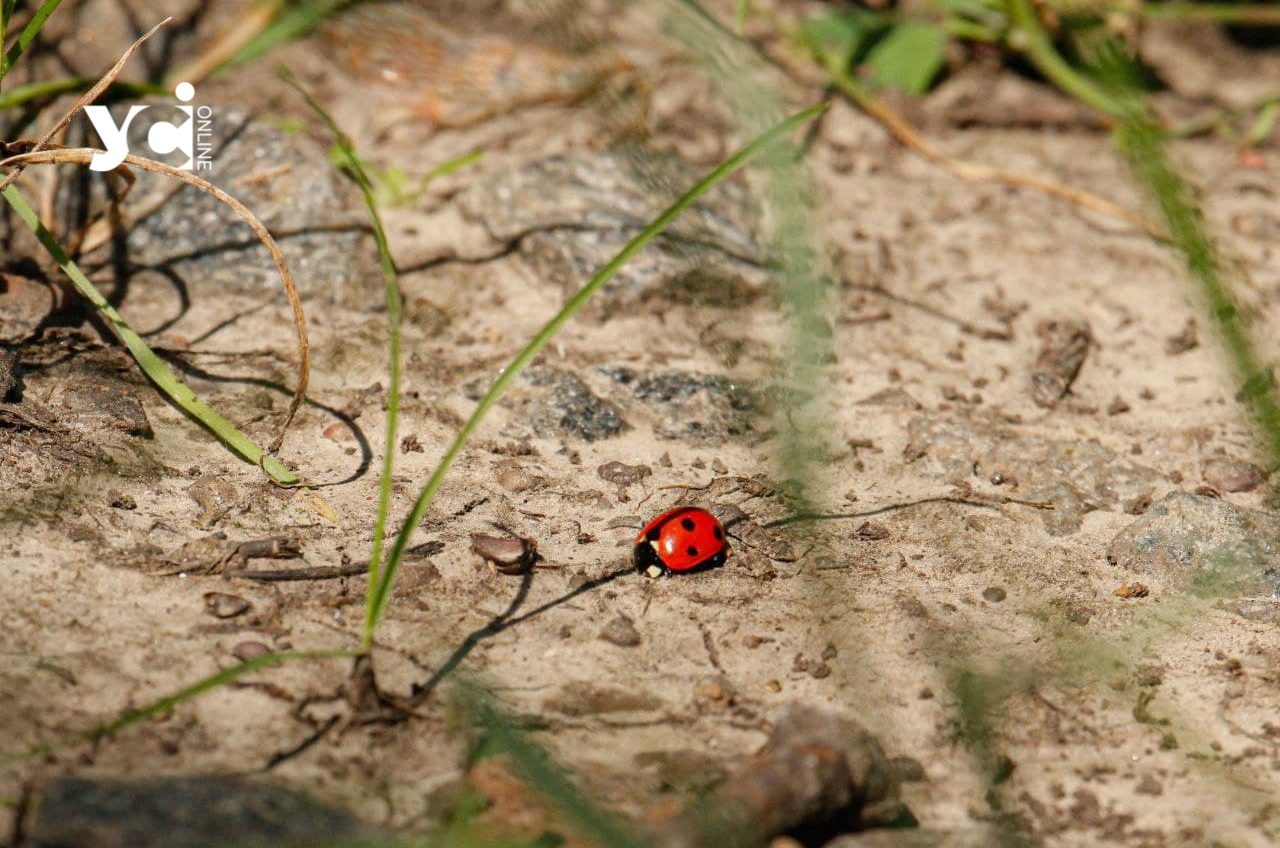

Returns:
4,1,1280,846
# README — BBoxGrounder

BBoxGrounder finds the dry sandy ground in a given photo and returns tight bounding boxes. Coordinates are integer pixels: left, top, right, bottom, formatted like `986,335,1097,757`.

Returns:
3,1,1280,846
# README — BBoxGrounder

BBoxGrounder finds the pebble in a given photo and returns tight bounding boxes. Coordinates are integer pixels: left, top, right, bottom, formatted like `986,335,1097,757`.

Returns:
1202,456,1265,493
231,641,271,662
204,592,251,619
982,587,1006,603
598,615,642,647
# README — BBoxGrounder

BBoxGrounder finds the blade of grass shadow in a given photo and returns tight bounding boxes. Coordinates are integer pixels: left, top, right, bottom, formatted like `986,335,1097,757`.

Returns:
0,183,298,484
281,68,402,645
365,103,826,636
1,650,350,768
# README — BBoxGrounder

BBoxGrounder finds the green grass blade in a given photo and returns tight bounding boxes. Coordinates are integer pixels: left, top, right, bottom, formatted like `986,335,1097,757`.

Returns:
1,184,299,484
219,0,354,73
0,77,162,110
282,69,403,647
1,0,61,81
1,650,349,767
1116,120,1280,464
459,684,648,848
364,103,826,636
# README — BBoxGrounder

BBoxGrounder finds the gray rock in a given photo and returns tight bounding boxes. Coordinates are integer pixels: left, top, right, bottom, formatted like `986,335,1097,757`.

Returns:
458,150,768,315
0,272,53,344
26,775,376,848
48,376,151,438
1106,492,1280,598
906,417,1167,535
603,367,760,444
520,366,627,442
123,109,371,301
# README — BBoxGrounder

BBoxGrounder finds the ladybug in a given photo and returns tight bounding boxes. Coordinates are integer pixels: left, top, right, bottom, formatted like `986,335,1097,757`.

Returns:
634,506,730,577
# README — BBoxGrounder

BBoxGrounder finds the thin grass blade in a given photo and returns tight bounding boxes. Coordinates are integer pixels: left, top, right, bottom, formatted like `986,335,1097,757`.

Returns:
1,0,61,81
1,183,299,484
282,68,403,645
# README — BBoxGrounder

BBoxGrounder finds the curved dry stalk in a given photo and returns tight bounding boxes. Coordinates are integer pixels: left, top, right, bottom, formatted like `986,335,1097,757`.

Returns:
1,147,311,452
0,17,171,194
818,56,1167,241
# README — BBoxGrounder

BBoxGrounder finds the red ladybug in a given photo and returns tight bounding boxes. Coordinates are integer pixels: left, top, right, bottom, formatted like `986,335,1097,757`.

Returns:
634,506,730,577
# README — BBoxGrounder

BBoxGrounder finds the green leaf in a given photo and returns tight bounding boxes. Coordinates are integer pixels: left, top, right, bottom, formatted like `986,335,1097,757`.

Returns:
1246,100,1278,146
799,9,885,71
864,21,948,95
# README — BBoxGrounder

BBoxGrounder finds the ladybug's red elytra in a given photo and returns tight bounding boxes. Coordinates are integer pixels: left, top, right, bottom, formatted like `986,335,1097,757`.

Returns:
634,506,730,577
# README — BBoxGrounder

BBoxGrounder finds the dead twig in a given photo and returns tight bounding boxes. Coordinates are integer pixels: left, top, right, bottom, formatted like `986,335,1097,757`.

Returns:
230,563,367,582
0,147,311,453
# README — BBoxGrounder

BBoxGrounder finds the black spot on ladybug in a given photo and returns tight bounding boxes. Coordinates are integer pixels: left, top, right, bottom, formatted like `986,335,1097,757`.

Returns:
681,517,696,531
687,545,699,557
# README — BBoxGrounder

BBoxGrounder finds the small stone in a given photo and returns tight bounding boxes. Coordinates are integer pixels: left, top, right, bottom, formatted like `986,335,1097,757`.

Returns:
1134,774,1163,796
599,615,642,647
856,521,890,541
108,490,137,510
765,679,781,693
400,434,424,453
493,459,543,493
470,533,537,574
887,755,926,783
711,457,728,474
322,421,356,443
808,662,832,679
204,592,251,619
187,477,238,528
1030,319,1092,408
821,642,838,661
982,586,1007,603
1107,396,1131,416
232,641,271,662
1113,582,1149,599
918,687,934,700
597,461,652,487
1165,319,1198,355
1202,456,1265,493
